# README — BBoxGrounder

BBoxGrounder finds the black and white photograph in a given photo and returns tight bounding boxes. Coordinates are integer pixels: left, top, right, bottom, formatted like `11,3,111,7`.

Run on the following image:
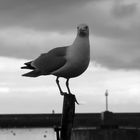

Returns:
0,0,140,139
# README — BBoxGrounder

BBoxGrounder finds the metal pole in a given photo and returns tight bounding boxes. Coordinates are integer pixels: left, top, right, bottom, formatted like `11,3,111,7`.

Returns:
105,90,108,111
54,127,60,140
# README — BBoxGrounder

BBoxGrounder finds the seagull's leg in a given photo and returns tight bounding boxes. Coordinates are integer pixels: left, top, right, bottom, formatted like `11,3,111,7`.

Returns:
66,78,79,104
66,78,72,94
56,77,66,95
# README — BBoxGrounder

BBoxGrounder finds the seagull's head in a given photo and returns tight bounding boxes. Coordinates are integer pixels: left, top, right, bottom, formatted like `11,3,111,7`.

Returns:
77,24,89,37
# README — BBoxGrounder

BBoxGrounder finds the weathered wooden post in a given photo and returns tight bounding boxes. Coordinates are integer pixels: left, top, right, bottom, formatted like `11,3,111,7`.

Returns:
60,94,76,140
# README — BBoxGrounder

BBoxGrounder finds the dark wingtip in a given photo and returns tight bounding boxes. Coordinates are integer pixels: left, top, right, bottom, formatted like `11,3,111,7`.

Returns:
22,73,30,77
21,66,27,69
22,70,41,77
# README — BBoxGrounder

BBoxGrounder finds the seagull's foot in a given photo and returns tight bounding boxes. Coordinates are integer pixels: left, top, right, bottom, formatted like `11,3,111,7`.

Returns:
68,93,79,105
74,95,79,105
60,92,67,96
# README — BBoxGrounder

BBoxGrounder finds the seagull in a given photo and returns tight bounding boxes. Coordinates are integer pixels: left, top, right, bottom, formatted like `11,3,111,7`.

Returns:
21,24,90,95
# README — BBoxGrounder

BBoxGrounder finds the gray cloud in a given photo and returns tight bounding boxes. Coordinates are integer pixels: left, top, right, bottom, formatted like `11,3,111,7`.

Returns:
0,0,93,30
92,38,140,70
112,0,137,18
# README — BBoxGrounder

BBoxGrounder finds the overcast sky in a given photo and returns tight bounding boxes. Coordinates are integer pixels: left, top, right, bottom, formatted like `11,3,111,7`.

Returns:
0,0,140,113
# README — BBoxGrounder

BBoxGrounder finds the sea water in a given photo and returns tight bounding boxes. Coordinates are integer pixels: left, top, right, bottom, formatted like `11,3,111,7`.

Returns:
0,128,56,140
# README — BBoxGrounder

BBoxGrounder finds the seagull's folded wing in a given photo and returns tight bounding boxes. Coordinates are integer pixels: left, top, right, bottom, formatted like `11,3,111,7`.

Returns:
32,47,67,74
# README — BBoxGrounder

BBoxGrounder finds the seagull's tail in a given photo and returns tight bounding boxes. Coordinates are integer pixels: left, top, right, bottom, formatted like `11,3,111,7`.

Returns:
22,70,41,77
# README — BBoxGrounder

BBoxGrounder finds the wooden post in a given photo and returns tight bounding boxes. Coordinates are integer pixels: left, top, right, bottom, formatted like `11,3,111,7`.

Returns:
60,94,76,140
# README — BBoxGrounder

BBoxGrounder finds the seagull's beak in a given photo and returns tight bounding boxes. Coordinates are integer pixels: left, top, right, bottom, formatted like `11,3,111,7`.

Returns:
77,26,89,37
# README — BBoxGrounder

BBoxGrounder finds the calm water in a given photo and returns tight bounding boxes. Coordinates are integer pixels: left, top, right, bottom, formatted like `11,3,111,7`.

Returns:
0,128,56,140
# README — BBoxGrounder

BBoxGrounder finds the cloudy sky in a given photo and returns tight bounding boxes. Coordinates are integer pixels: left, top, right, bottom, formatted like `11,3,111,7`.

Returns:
0,0,140,114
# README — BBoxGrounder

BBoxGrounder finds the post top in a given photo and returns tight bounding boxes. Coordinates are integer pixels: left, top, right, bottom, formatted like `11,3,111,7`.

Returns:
105,89,108,96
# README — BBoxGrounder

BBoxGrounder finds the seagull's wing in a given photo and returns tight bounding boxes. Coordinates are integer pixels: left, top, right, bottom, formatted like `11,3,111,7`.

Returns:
22,46,68,77
32,46,67,74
